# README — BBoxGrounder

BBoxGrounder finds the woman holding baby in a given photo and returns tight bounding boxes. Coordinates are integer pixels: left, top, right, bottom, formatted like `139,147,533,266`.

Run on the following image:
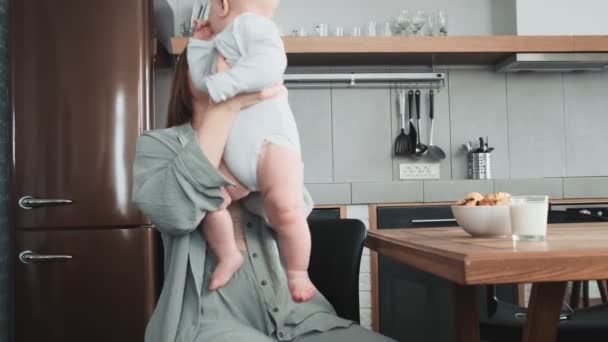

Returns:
132,0,396,341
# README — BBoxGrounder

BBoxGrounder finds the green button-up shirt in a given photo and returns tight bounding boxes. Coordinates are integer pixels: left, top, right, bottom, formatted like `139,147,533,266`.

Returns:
132,124,351,342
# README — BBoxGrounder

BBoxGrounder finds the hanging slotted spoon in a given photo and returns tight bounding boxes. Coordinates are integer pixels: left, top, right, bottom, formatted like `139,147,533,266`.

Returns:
394,89,411,156
413,90,428,158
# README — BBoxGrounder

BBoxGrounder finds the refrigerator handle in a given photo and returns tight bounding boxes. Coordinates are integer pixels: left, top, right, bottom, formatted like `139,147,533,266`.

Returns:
19,196,74,210
19,250,73,264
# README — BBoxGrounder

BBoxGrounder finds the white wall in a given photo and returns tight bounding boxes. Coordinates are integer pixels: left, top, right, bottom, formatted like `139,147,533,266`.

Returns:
274,0,495,36
154,0,498,47
516,0,608,35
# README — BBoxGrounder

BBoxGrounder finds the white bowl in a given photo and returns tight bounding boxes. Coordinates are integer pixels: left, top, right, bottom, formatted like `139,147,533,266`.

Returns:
451,205,511,238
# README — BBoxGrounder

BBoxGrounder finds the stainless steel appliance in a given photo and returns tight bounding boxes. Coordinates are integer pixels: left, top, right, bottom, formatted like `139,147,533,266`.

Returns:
550,203,608,220
10,0,157,341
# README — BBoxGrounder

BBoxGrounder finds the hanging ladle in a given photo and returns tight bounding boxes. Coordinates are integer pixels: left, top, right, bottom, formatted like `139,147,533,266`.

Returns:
413,90,428,158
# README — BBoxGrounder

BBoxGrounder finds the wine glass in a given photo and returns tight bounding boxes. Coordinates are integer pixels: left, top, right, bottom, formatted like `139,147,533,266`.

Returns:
394,10,411,36
437,9,448,36
411,10,426,36
426,12,437,36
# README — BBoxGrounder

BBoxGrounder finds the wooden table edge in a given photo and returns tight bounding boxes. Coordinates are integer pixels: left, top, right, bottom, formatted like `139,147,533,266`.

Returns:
365,232,468,285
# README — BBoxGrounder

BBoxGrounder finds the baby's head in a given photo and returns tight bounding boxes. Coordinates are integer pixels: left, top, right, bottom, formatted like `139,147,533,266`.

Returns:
209,0,279,33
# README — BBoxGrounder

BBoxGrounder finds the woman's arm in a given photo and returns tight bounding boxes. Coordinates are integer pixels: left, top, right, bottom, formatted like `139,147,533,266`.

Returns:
193,58,285,167
132,127,229,236
133,83,285,236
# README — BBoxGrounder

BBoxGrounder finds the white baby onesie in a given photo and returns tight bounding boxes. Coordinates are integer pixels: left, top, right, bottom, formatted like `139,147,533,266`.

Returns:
187,13,301,190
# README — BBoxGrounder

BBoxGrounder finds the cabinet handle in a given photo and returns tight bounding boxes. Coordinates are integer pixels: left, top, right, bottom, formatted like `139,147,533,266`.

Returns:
19,196,73,210
19,250,73,264
411,219,457,224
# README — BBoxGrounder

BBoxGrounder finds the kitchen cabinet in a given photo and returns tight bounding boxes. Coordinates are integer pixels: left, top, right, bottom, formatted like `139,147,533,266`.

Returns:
375,205,518,342
308,207,342,221
15,228,157,342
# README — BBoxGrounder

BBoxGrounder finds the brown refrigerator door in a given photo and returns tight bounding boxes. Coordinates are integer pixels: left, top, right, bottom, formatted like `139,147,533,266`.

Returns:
15,228,158,342
11,0,152,228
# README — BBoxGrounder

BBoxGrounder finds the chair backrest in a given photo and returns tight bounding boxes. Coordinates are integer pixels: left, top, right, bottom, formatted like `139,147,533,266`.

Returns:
308,219,367,324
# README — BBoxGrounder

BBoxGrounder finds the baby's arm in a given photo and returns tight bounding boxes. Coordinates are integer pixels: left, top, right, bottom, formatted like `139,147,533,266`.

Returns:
187,20,217,93
206,14,287,103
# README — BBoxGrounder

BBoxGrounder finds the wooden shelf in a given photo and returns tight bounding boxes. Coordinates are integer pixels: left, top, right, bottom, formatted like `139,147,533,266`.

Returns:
169,35,608,66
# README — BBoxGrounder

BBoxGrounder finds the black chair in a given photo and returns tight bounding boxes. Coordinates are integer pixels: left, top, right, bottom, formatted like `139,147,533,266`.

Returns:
308,219,367,323
480,211,608,342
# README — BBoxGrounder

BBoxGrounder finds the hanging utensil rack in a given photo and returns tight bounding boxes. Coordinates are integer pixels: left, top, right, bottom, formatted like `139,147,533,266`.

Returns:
283,72,446,89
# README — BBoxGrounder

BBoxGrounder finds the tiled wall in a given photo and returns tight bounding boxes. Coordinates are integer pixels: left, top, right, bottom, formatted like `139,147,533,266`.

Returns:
289,69,608,205
0,0,9,340
153,67,608,204
345,205,372,329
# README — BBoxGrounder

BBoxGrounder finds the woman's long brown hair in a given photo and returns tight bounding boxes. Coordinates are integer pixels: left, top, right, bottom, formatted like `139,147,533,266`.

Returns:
166,49,193,128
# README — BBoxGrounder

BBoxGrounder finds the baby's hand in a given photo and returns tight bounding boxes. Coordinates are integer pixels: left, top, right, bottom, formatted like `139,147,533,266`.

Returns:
193,19,214,40
216,55,230,73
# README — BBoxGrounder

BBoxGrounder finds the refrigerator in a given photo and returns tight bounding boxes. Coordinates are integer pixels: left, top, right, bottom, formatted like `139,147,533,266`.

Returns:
10,0,158,341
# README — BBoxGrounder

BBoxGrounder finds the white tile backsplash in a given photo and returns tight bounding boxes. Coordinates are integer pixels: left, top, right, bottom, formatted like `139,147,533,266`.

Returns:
346,205,370,220
359,290,372,309
359,273,371,291
360,255,371,273
360,308,373,330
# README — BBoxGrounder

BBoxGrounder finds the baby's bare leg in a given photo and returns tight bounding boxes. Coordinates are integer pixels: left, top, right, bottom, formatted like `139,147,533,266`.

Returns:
257,143,316,303
203,163,250,291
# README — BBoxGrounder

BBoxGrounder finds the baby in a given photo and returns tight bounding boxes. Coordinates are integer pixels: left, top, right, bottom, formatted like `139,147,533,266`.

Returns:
187,0,317,302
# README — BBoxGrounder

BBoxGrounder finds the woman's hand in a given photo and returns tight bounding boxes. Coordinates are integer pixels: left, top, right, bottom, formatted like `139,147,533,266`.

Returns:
191,55,287,167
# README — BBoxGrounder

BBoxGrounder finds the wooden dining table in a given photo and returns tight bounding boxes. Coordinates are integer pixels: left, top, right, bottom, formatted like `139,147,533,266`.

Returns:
365,223,608,342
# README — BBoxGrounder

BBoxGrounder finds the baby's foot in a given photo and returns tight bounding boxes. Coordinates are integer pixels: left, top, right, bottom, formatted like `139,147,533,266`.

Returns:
287,270,317,303
209,252,244,291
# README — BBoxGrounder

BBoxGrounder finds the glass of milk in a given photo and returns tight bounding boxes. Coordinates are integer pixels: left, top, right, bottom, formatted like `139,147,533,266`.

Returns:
509,196,549,241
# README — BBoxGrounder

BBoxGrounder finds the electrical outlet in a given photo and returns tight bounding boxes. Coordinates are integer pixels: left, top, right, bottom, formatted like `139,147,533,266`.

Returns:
399,163,440,180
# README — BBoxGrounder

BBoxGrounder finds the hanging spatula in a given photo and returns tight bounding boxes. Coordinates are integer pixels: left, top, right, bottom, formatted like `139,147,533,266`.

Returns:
394,89,411,156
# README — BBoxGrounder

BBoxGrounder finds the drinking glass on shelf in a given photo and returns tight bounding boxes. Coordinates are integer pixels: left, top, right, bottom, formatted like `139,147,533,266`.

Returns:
411,10,427,36
333,26,344,37
437,9,448,36
381,21,393,36
292,28,308,37
394,10,412,36
426,12,438,36
351,26,362,37
315,24,329,37
366,21,377,36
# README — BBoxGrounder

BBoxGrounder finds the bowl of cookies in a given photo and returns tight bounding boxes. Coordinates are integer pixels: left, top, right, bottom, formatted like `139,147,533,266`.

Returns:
451,192,512,237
